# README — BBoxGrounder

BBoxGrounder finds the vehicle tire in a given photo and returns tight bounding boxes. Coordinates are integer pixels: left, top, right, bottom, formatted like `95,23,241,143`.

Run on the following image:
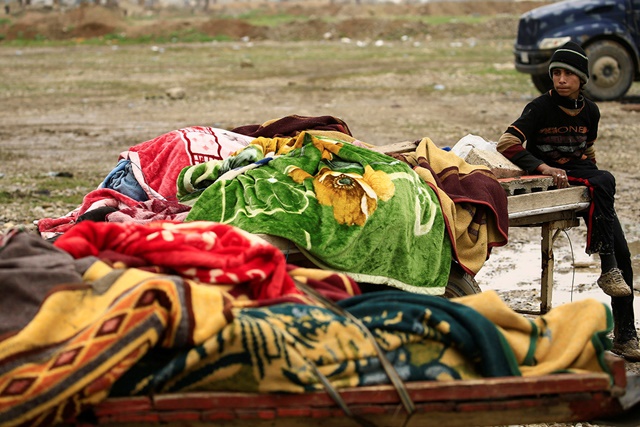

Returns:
444,263,482,298
583,40,634,101
531,73,553,93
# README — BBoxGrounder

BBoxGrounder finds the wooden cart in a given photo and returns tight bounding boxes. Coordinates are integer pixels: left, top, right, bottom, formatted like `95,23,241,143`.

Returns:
77,354,638,426
72,142,638,427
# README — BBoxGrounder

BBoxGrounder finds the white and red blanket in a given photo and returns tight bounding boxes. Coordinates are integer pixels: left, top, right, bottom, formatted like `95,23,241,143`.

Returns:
37,127,253,237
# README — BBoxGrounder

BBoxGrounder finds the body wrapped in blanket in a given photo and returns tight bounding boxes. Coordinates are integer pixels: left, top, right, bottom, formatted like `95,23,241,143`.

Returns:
0,222,616,427
36,115,508,296
177,130,453,294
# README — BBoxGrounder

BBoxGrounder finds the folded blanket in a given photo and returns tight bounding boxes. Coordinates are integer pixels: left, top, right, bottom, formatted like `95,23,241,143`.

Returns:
180,131,452,294
390,138,509,275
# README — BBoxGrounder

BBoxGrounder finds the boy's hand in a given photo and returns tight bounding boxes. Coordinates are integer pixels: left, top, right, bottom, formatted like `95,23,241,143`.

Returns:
537,164,569,188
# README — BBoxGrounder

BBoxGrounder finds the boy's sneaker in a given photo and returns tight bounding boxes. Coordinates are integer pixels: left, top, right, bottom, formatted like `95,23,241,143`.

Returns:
596,268,631,297
612,338,640,362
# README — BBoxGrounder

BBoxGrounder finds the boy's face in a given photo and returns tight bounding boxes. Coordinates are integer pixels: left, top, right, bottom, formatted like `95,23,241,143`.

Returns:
551,68,582,100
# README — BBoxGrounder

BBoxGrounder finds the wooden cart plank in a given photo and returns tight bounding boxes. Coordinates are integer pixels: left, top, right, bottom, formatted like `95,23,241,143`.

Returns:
84,357,627,427
81,391,624,427
126,372,614,413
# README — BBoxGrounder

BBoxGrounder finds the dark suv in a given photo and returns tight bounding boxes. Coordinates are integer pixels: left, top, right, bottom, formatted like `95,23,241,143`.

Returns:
514,0,640,101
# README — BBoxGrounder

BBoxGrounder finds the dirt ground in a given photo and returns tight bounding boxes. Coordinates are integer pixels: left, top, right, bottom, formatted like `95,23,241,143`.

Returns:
1,1,640,423
2,1,638,219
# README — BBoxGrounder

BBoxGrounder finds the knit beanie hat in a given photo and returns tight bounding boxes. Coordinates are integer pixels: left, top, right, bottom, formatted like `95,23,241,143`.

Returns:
548,41,589,84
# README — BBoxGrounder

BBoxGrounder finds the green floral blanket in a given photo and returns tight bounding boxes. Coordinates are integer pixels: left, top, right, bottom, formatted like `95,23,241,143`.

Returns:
178,131,452,294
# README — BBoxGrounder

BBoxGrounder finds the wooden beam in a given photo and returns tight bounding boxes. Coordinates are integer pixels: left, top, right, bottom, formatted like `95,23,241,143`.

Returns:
507,187,590,217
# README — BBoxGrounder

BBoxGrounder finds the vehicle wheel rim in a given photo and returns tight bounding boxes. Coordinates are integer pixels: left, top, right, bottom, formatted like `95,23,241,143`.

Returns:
591,56,620,88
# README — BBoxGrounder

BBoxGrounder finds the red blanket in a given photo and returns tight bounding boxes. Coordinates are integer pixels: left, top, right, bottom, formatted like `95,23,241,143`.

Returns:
122,126,254,199
54,220,301,301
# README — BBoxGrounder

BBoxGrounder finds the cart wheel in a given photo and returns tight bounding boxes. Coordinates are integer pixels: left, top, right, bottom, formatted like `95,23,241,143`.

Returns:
444,263,482,298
